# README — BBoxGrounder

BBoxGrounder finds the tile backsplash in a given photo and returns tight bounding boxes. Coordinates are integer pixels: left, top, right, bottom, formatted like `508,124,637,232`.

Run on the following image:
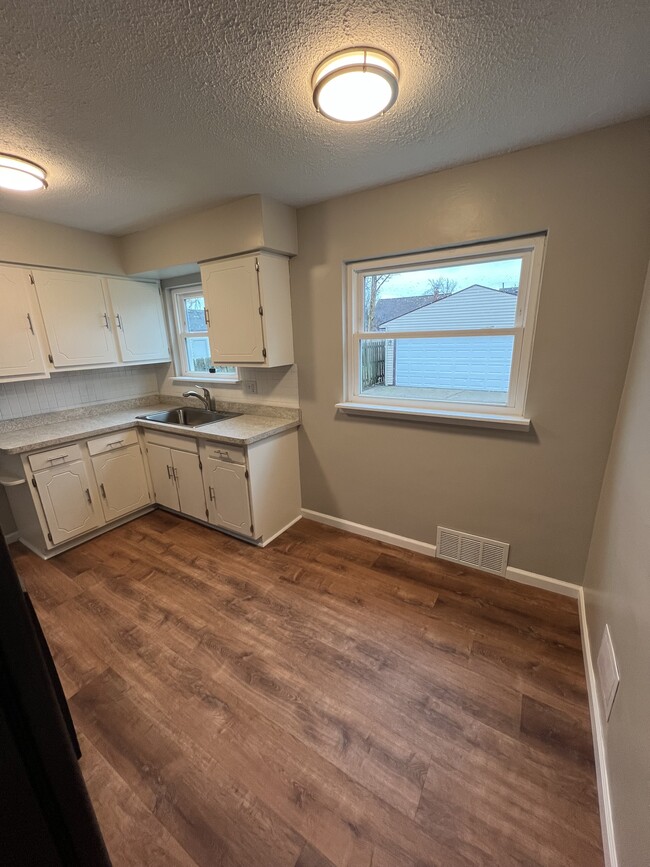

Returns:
0,366,162,421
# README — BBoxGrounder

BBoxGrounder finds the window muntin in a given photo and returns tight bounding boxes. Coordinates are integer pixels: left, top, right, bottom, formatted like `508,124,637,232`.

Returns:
172,288,238,380
346,237,545,417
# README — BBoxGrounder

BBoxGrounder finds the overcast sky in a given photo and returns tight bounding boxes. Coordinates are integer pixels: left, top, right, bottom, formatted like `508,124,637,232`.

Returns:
375,258,522,298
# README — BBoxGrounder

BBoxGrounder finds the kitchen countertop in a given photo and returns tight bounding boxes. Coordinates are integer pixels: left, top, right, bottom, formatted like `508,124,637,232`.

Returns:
0,399,300,455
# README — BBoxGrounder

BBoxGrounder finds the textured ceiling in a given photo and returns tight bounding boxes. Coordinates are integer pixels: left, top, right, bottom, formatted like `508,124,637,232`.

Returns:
1,0,648,235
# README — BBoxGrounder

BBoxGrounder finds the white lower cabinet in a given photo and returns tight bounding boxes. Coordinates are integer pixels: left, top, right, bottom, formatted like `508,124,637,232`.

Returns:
144,432,207,523
91,444,151,522
33,459,102,546
203,448,253,537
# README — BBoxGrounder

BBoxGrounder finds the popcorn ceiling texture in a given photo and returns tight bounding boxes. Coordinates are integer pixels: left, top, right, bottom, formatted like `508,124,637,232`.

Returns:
1,0,648,234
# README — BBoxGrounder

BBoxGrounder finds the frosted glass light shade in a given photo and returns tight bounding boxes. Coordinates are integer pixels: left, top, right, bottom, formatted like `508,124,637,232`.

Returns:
0,154,48,191
312,48,399,122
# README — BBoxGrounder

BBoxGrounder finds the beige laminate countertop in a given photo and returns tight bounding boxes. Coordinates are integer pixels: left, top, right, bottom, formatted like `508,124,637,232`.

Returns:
0,402,300,455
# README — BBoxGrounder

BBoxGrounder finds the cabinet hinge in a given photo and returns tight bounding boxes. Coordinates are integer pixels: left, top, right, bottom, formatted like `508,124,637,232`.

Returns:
250,524,254,534
258,306,263,316
205,508,209,520
47,532,53,543
198,460,203,470
244,470,249,479
29,273,35,285
255,260,260,272
31,477,37,488
48,354,54,364
262,347,267,358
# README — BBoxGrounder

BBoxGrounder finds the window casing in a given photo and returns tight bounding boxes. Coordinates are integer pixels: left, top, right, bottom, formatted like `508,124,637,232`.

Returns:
172,287,238,381
342,235,546,424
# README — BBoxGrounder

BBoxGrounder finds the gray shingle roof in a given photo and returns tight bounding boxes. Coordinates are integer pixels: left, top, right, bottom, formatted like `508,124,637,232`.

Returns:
375,284,519,326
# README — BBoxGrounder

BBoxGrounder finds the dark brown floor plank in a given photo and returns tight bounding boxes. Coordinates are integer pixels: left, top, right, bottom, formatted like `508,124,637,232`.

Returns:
12,514,603,867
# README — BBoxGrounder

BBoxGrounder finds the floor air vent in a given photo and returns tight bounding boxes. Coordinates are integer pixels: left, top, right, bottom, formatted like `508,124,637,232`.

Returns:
436,527,509,577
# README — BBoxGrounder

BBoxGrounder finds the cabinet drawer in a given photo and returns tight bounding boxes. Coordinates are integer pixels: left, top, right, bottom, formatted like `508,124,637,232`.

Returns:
144,430,198,453
29,443,83,472
203,443,246,465
87,428,139,456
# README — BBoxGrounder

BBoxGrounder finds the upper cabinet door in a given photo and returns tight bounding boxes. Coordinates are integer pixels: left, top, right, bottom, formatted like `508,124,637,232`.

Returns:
0,265,48,379
106,279,170,364
200,256,265,364
32,270,118,367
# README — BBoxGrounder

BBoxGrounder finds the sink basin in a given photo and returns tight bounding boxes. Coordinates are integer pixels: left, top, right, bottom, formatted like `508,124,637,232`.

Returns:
137,407,241,427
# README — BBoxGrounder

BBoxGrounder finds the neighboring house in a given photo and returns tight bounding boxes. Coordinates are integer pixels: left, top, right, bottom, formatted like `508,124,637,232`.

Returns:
377,285,517,393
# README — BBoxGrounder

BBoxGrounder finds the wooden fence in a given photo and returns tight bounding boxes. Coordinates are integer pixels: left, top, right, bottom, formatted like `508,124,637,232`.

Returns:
361,341,386,389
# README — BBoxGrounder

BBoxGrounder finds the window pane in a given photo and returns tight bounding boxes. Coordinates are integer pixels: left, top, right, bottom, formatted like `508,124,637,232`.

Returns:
185,336,211,372
363,258,522,332
184,295,207,332
360,336,515,406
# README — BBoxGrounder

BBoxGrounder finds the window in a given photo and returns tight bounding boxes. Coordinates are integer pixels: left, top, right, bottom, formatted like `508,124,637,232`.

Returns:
341,235,545,427
172,288,238,381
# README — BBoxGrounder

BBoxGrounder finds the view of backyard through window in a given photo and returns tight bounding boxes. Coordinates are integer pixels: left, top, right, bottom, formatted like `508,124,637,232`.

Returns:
360,256,523,406
176,292,237,378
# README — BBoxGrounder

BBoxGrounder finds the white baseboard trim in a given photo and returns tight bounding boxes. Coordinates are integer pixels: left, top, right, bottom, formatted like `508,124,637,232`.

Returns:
578,588,618,867
504,565,580,598
300,509,438,557
3,530,20,544
260,515,303,547
301,508,579,595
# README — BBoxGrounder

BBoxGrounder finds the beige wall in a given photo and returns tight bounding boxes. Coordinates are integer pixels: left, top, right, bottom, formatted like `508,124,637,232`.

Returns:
583,263,650,865
0,212,123,274
119,195,298,275
291,119,650,582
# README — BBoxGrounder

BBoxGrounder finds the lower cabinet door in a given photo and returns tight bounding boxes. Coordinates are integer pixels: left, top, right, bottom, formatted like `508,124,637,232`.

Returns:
205,457,252,536
92,444,151,522
172,449,207,522
34,460,102,545
146,443,179,511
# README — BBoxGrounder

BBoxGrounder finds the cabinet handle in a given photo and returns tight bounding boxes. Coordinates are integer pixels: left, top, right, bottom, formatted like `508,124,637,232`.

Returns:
27,313,35,335
85,488,92,504
116,313,123,330
172,467,178,481
204,308,211,327
99,483,106,499
209,486,215,502
166,465,172,479
102,312,111,330
47,454,68,463
106,439,124,448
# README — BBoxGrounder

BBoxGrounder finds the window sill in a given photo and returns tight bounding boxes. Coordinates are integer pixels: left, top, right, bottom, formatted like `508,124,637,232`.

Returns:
171,375,241,386
335,402,531,431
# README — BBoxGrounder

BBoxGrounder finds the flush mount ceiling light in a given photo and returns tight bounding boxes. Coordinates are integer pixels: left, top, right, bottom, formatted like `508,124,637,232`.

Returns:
312,47,399,123
0,154,48,191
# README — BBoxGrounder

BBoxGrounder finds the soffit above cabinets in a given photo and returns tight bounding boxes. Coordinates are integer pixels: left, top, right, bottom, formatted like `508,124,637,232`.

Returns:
0,0,648,235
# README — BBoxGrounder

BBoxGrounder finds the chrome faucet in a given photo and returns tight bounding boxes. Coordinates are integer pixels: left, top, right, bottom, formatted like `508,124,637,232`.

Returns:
182,385,212,411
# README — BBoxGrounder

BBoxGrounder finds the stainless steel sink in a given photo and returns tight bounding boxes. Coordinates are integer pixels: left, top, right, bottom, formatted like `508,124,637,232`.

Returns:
137,407,241,427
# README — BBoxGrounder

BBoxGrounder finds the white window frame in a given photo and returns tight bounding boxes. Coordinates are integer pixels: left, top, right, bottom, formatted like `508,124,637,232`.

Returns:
339,235,546,429
171,286,239,382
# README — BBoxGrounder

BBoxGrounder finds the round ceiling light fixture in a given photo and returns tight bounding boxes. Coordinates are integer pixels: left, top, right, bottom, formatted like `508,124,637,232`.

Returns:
312,47,399,123
0,154,48,191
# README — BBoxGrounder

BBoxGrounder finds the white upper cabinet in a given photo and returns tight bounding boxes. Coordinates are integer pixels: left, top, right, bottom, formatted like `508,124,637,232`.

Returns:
200,252,294,367
32,269,118,367
0,265,48,380
106,278,170,364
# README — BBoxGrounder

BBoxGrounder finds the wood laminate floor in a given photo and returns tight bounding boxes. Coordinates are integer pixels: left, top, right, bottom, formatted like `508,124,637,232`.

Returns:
12,512,604,867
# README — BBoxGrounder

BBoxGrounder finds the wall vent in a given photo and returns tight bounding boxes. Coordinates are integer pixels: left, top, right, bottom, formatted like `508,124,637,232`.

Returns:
436,526,509,577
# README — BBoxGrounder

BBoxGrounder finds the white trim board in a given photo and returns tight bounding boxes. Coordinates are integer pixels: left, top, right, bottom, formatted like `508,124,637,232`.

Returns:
2,530,20,545
300,508,579,596
578,588,618,867
301,507,612,861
